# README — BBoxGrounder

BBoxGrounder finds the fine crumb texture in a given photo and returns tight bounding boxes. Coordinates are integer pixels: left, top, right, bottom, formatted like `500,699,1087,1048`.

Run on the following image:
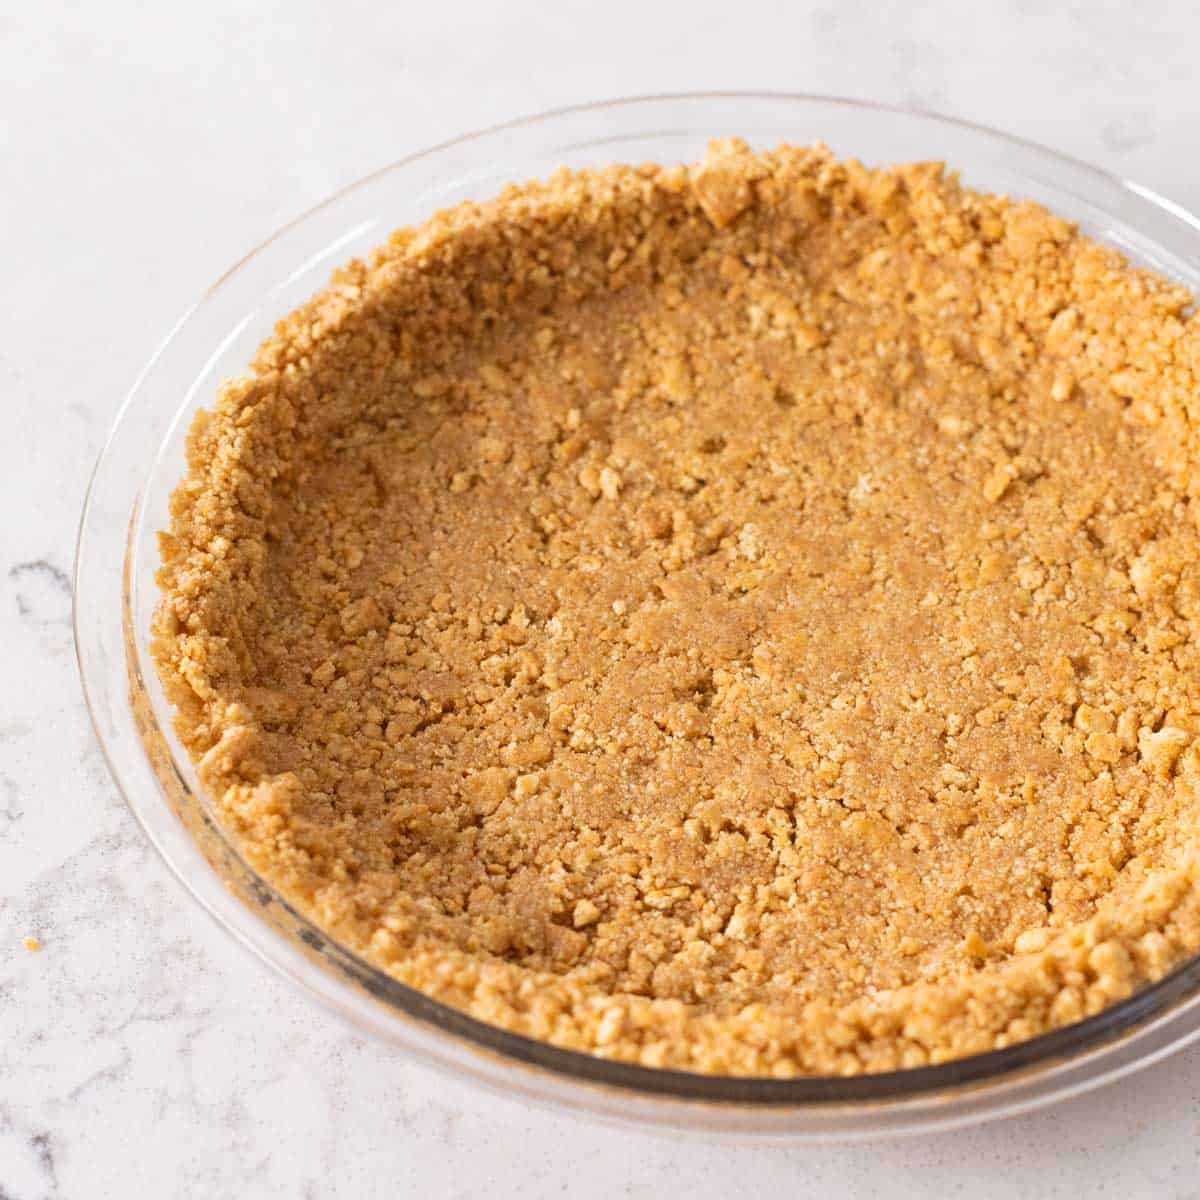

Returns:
153,139,1200,1076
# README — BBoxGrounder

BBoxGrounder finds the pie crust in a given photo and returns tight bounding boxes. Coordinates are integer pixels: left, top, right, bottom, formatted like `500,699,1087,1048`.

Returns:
153,140,1200,1075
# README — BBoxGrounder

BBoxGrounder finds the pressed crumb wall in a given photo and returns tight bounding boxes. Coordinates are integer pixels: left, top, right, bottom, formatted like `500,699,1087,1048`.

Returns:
153,139,1200,1075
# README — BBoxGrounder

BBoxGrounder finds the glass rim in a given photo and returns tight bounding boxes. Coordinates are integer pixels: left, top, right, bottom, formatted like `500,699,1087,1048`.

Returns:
74,91,1200,1134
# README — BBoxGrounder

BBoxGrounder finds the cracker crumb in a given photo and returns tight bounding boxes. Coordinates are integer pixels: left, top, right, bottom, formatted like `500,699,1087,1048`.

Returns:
573,900,601,929
598,466,622,500
1139,727,1191,777
982,459,1019,503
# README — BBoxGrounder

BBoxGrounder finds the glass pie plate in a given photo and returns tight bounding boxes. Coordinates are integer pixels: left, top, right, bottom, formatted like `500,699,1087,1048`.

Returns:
75,93,1200,1139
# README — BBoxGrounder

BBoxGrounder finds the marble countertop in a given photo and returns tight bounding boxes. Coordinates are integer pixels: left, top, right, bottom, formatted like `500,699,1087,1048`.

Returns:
5,1,1200,1195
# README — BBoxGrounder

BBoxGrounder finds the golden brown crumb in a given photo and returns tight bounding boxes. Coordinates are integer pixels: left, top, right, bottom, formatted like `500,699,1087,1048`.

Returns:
23,937,40,953
153,139,1200,1076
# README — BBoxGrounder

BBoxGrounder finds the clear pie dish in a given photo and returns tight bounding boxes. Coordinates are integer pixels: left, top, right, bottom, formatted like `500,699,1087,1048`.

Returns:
75,93,1200,1138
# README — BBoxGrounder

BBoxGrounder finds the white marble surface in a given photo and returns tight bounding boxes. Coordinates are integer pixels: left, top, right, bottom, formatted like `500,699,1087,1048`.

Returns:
5,1,1200,1195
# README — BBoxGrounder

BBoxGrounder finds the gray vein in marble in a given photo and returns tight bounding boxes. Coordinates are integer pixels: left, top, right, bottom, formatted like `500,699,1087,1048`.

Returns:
7,562,71,625
1101,112,1157,154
